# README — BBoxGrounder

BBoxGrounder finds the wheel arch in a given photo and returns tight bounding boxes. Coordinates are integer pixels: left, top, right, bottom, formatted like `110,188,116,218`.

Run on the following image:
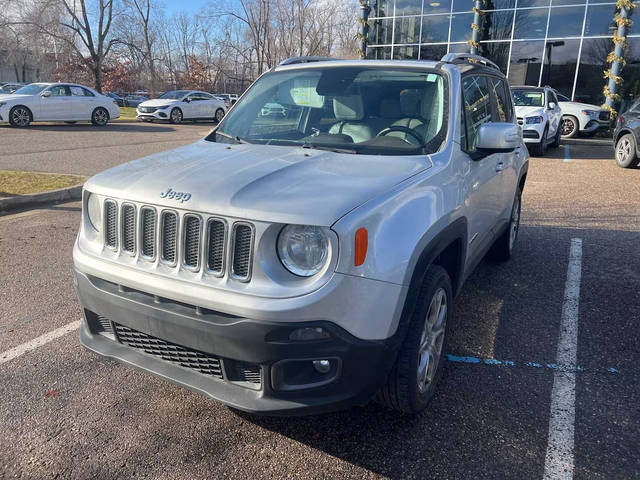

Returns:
10,104,33,119
615,128,635,145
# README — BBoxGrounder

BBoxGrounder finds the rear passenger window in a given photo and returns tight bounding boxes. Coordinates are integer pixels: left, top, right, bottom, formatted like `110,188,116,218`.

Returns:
490,78,512,123
462,76,492,152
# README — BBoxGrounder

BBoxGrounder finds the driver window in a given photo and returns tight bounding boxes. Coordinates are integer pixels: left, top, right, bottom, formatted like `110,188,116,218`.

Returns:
49,85,69,97
462,76,492,152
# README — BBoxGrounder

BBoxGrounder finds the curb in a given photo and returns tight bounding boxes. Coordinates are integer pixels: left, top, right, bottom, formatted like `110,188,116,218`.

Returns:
0,184,83,213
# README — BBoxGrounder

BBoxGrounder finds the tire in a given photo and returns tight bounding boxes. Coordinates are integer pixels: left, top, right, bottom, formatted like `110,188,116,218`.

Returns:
91,107,109,126
550,123,561,148
215,108,225,123
489,187,522,262
531,127,548,156
9,105,32,127
170,107,183,124
615,133,640,168
376,265,451,414
561,115,579,139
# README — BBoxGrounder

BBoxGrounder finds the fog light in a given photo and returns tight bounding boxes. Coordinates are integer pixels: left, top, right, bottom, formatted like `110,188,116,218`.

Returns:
313,359,331,373
289,327,330,341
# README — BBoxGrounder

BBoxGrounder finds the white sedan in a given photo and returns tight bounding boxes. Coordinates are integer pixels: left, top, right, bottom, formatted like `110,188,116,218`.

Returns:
136,90,227,124
0,83,120,127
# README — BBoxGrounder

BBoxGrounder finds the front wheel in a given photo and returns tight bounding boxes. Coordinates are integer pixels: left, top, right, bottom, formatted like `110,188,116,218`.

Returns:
615,133,639,168
91,107,109,126
215,108,225,123
561,115,579,139
550,123,561,148
376,265,451,414
9,106,32,127
170,107,183,124
532,127,548,156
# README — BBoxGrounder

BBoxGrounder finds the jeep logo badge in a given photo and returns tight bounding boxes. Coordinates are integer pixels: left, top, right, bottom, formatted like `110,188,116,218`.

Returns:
160,188,192,203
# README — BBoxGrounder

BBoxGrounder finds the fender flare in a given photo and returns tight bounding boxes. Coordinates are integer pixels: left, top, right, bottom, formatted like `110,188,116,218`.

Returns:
387,217,468,349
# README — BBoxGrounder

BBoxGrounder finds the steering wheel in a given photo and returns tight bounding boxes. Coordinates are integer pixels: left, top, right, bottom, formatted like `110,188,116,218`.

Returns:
377,126,423,145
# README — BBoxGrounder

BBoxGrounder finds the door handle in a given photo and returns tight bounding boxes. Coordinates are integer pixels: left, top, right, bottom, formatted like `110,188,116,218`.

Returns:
495,162,505,172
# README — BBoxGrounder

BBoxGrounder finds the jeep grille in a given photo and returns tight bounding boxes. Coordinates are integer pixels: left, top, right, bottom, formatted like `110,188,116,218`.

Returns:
101,199,254,282
161,211,178,264
121,204,136,254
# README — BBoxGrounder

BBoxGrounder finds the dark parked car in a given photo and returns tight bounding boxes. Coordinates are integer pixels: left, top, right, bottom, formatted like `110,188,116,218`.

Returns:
105,92,125,107
124,94,147,107
613,101,640,168
0,83,24,94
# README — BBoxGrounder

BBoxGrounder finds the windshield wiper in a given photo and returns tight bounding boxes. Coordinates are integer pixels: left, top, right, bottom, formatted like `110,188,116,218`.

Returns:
301,143,357,154
215,130,248,144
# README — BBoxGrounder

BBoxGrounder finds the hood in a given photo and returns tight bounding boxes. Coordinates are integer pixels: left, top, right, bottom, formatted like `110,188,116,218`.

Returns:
0,94,30,102
558,101,602,111
138,98,179,108
85,140,430,226
515,106,544,117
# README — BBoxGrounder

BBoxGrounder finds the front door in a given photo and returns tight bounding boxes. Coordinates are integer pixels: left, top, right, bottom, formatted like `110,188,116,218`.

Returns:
39,85,72,120
460,75,504,261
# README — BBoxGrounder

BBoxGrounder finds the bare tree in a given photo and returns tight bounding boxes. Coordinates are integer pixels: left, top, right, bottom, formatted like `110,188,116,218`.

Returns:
35,0,119,91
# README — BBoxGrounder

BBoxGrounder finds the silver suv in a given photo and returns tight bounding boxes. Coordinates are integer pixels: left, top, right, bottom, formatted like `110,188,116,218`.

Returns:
73,54,528,415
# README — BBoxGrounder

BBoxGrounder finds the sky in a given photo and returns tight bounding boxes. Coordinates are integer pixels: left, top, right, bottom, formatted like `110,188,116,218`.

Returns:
162,0,219,15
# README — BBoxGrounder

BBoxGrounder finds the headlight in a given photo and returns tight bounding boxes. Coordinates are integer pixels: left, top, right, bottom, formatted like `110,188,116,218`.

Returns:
525,116,544,124
277,225,329,277
581,109,598,118
87,193,102,232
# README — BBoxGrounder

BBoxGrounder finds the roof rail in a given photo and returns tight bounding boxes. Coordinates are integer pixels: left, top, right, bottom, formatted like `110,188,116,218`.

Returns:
279,56,336,66
440,53,501,72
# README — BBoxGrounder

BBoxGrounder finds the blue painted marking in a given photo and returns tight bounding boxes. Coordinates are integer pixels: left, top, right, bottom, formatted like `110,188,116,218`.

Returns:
447,354,619,374
446,354,480,364
564,144,570,163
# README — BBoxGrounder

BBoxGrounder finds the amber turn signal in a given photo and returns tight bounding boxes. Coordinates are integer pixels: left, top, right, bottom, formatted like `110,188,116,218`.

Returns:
354,228,368,266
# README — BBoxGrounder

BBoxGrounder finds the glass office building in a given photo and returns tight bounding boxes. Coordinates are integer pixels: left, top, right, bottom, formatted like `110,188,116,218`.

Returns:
366,0,640,105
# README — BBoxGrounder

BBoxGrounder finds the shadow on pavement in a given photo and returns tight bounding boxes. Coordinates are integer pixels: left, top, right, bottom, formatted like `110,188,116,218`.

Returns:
0,122,215,133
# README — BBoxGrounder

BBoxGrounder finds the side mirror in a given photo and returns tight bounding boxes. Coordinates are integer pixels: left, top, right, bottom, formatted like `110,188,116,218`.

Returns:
475,122,520,155
183,97,191,103
548,102,557,110
42,90,52,98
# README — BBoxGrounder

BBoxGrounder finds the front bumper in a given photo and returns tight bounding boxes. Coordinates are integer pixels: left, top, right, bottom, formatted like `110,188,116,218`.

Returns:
521,121,545,144
74,268,400,415
136,108,170,121
580,118,609,133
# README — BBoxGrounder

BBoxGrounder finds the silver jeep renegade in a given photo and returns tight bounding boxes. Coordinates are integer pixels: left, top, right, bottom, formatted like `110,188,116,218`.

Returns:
73,54,528,415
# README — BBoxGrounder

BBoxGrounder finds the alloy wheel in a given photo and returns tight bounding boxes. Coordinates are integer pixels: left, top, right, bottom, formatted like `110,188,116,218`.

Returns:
215,108,225,123
561,117,577,137
171,108,182,123
11,107,30,127
94,108,108,126
616,137,632,164
417,287,447,393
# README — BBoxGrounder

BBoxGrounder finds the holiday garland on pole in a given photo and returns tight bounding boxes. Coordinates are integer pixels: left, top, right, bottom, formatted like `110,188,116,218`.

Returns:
357,0,371,59
602,0,636,117
469,1,485,54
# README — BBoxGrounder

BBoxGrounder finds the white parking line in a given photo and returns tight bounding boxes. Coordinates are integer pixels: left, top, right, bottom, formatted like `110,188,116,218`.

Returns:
0,320,80,366
543,238,583,480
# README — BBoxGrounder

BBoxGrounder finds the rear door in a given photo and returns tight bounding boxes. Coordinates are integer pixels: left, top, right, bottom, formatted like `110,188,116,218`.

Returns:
460,75,504,261
69,85,97,120
198,93,219,118
546,89,562,136
39,85,72,120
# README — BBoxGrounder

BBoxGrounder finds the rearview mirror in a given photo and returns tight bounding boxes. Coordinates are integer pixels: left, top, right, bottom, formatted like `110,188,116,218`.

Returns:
42,90,52,98
475,122,520,155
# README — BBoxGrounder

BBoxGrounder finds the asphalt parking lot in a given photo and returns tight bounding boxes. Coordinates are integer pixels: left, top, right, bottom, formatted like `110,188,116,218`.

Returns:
0,128,639,479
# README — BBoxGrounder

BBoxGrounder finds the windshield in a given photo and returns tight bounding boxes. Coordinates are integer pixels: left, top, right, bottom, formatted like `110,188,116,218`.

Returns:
13,83,48,95
159,90,190,99
513,90,544,107
207,66,448,155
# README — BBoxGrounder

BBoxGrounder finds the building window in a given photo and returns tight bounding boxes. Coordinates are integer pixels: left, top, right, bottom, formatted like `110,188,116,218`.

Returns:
395,0,424,15
509,41,545,85
514,8,550,39
394,15,422,44
420,44,448,60
584,5,618,37
421,14,451,43
541,39,580,98
481,10,516,41
450,13,474,42
394,45,420,59
548,6,586,38
481,41,511,73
